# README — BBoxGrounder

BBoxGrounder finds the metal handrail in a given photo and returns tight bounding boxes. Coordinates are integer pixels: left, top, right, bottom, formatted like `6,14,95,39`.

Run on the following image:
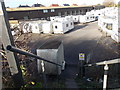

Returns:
83,58,120,90
6,45,62,67
84,58,120,67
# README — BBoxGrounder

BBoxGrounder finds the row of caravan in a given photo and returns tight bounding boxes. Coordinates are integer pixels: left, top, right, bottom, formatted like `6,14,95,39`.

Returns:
98,7,120,43
50,15,97,24
11,14,97,36
79,15,96,23
98,16,120,43
17,19,74,34
11,8,104,35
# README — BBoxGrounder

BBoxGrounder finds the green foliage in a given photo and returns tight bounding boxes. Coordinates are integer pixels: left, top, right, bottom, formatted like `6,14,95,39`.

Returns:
20,65,27,76
20,82,43,88
20,65,43,88
32,82,43,88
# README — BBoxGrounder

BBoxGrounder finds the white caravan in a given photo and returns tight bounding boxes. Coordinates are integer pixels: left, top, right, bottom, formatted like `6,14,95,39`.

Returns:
53,21,70,34
42,21,53,34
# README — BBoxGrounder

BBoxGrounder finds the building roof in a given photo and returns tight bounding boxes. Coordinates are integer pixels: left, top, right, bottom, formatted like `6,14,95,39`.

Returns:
50,4,59,7
72,4,78,6
6,5,94,12
18,5,30,7
32,3,45,7
63,4,70,6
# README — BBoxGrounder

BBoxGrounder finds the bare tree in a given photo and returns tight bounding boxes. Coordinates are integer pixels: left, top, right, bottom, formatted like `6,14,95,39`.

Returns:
103,0,115,7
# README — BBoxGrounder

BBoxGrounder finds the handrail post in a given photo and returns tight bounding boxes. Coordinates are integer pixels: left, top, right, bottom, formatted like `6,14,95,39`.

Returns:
84,59,120,89
41,60,47,88
103,64,109,90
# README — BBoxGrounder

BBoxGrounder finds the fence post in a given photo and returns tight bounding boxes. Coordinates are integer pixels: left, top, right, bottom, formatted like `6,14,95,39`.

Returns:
103,64,109,90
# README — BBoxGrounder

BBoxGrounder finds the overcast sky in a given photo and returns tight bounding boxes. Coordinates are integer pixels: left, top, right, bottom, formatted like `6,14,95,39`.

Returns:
4,0,105,8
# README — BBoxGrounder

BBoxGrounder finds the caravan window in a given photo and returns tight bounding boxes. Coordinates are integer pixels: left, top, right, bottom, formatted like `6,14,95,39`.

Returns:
35,26,38,29
66,24,68,27
118,28,120,32
106,23,112,30
55,26,58,29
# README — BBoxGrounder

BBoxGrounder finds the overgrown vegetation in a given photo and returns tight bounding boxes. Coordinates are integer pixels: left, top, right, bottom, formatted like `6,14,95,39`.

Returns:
1,49,14,88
